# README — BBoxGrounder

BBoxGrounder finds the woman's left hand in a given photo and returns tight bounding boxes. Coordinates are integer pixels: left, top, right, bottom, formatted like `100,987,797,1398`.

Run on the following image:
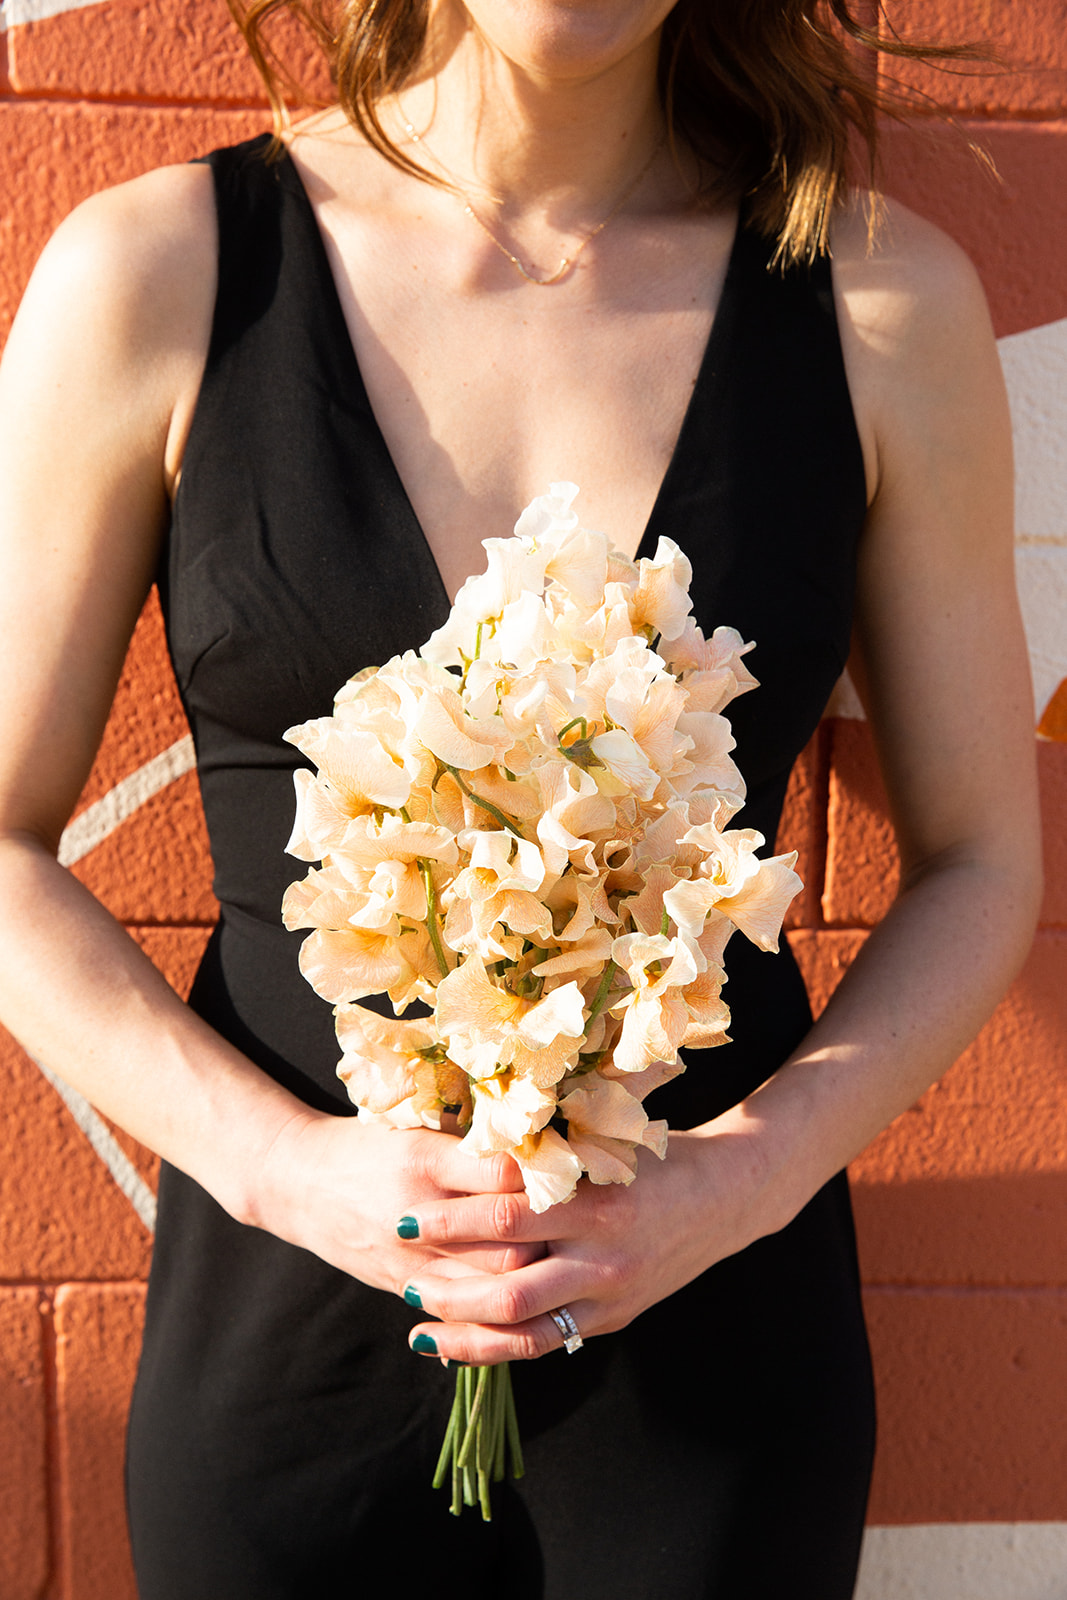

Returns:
395,1116,775,1363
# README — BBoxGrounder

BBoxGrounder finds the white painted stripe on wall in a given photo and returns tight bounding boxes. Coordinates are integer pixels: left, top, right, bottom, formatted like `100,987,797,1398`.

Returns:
828,318,1067,725
855,1523,1067,1599
1000,317,1067,551
58,735,196,867
0,0,106,32
34,1057,157,1232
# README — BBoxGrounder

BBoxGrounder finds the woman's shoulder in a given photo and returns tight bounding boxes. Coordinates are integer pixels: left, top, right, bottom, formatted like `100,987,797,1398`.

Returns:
829,193,1003,501
830,192,992,349
2,159,222,498
26,161,218,352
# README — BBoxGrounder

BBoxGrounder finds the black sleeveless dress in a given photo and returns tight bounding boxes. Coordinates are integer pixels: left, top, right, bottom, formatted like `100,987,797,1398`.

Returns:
127,136,875,1600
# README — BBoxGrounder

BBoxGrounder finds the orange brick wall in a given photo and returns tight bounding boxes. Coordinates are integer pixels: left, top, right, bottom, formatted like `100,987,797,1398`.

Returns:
0,3,1065,1592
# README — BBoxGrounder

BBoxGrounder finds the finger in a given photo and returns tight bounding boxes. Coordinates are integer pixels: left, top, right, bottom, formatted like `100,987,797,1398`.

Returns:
406,1304,594,1366
420,1139,524,1197
402,1254,593,1331
444,1239,547,1273
399,1240,546,1298
396,1187,587,1249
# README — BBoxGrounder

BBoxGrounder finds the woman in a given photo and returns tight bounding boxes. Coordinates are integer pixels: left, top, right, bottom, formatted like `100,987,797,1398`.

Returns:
0,2,1041,1595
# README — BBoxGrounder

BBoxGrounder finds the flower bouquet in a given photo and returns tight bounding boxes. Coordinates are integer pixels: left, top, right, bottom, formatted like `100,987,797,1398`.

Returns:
282,483,801,1518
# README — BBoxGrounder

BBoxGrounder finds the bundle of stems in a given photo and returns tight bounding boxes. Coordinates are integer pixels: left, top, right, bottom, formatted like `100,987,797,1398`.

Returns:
433,1362,525,1520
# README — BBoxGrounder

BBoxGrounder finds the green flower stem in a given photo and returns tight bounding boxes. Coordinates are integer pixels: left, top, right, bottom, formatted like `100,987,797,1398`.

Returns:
432,1386,462,1491
457,1364,491,1470
584,959,619,1030
445,766,525,839
434,1362,523,1520
419,858,450,978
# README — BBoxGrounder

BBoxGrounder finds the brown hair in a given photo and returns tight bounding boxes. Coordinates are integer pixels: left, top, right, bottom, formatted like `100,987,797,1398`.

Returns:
228,0,981,264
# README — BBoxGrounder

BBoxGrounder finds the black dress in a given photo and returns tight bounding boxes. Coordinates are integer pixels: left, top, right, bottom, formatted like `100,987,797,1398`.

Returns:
127,136,875,1600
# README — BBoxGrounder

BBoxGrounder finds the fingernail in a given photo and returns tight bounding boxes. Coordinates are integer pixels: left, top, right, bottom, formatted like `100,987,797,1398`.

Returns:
444,1359,468,1369
403,1285,423,1309
397,1215,419,1240
412,1333,438,1356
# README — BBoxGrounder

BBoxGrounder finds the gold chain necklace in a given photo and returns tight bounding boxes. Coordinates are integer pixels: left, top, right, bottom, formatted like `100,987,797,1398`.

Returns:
402,121,663,287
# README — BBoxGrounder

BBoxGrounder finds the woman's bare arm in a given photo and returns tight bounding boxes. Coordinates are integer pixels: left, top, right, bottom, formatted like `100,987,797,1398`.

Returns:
0,165,526,1287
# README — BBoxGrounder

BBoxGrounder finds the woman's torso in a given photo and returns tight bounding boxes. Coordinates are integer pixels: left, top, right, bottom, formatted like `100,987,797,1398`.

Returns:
159,133,866,1130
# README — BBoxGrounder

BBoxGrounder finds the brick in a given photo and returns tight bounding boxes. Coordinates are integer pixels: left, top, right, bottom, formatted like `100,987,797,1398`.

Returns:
1039,677,1067,742
0,1027,152,1279
0,927,210,1280
865,1287,1067,1522
70,768,218,926
822,719,1066,928
878,0,1067,119
853,1174,1067,1291
1039,737,1067,924
70,588,192,818
822,719,897,927
55,1284,145,1600
774,730,827,930
7,0,330,105
788,926,866,1019
794,931,1067,1285
0,101,267,346
0,1290,48,1600
879,120,1067,338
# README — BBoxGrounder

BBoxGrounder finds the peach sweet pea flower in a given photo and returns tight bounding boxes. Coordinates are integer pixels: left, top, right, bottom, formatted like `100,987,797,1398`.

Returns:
464,1071,558,1155
664,824,802,952
609,931,701,1075
334,1006,458,1125
434,956,586,1086
558,1075,669,1185
284,484,802,1227
283,729,411,859
510,1127,585,1213
629,537,694,642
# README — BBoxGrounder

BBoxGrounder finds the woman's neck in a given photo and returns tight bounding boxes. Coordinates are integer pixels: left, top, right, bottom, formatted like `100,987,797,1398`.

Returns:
393,2,671,230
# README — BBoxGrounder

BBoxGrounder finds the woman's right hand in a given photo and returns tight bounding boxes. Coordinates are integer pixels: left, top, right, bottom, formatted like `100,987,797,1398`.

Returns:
249,1107,542,1295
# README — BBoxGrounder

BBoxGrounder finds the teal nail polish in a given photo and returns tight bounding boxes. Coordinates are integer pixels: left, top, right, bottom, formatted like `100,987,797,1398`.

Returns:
412,1333,437,1356
444,1359,469,1370
397,1215,419,1240
403,1285,423,1309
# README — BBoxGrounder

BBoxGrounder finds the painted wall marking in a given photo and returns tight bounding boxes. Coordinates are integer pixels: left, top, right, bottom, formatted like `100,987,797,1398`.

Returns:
830,317,1067,729
0,0,107,31
34,735,197,1230
856,1521,1067,1599
34,1056,157,1232
57,734,196,867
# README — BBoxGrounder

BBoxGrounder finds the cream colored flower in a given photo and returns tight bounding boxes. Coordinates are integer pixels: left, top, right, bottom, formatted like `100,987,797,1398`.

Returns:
629,537,694,641
510,1126,585,1212
283,483,803,1217
664,824,801,952
464,1071,557,1155
662,622,759,712
434,957,586,1085
335,1006,436,1114
610,932,700,1075
558,1075,668,1185
283,727,411,859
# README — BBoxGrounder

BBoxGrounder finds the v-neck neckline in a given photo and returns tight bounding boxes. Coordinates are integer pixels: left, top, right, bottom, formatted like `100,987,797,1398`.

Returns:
279,143,746,616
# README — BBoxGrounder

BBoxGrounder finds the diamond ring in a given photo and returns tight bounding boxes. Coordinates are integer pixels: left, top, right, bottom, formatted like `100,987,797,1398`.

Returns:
548,1306,583,1354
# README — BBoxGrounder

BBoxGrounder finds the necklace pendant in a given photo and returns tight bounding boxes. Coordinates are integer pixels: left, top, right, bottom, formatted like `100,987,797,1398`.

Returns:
517,256,572,287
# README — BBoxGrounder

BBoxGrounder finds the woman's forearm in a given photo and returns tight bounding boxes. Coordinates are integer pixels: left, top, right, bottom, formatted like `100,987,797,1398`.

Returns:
720,845,1043,1239
0,832,307,1225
